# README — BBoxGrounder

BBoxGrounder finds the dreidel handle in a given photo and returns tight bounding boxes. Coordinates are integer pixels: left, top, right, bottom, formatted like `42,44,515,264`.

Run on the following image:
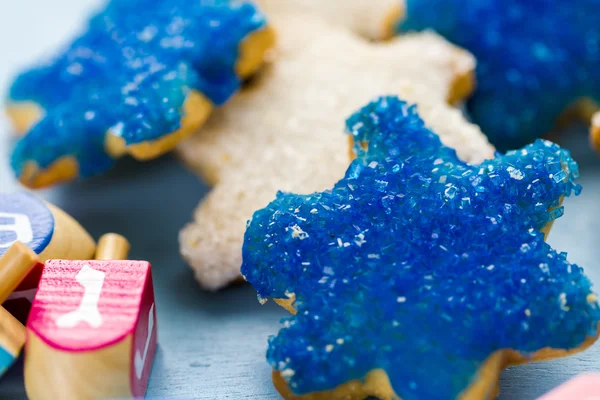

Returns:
0,242,40,304
95,233,130,260
0,306,26,353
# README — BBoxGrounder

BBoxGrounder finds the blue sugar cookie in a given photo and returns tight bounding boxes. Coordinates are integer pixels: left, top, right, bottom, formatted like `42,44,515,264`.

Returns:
242,97,599,400
6,0,274,188
399,0,600,151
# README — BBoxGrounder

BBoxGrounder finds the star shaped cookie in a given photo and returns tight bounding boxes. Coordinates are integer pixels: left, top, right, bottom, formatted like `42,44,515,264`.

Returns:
255,0,403,40
6,0,274,188
242,96,599,400
399,0,600,151
178,13,494,290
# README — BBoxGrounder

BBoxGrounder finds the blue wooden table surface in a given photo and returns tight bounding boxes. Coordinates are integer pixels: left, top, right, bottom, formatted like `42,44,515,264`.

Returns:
1,1,599,398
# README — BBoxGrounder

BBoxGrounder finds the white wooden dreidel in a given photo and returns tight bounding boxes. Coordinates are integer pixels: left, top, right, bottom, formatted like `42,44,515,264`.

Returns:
25,233,158,400
0,192,95,321
0,242,42,376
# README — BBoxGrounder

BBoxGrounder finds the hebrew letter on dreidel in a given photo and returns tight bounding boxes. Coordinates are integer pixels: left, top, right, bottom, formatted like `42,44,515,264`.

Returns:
56,264,106,329
25,233,158,400
0,212,33,248
0,192,94,259
0,192,96,324
134,303,155,379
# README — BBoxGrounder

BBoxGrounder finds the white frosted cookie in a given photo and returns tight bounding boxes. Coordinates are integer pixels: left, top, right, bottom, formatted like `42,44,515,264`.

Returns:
255,0,403,39
177,14,495,290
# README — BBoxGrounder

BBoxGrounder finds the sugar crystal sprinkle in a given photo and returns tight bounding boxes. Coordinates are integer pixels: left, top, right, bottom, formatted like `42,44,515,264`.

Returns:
242,97,599,399
9,0,268,179
399,0,600,151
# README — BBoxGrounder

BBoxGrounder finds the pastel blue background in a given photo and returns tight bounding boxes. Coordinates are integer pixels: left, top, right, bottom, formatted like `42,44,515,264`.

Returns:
0,0,599,398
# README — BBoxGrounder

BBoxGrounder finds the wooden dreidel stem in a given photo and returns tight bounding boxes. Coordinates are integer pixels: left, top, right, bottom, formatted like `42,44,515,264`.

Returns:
0,242,40,376
0,242,41,302
25,233,158,400
1,193,96,323
95,233,131,260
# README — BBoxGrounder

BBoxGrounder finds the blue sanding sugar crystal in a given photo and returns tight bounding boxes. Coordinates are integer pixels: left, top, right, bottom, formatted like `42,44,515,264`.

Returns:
8,0,267,178
241,96,600,399
399,0,600,151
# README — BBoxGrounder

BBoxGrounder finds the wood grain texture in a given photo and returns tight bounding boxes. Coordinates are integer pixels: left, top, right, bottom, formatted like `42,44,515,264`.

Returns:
0,192,95,262
0,99,599,400
0,146,591,399
0,242,40,378
95,233,131,260
0,195,95,324
0,242,39,304
25,259,156,399
2,3,596,397
38,202,95,261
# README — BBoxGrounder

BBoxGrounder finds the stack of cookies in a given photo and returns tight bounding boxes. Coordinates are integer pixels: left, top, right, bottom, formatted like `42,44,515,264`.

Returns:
3,1,600,399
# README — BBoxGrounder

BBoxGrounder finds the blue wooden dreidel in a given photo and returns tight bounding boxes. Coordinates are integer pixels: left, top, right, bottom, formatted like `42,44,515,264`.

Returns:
0,242,42,376
0,192,95,321
25,234,158,399
0,192,95,260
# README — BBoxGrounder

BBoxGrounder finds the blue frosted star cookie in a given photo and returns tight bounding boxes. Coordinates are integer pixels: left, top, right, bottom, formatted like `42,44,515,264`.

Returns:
399,0,600,151
6,0,274,188
242,97,599,400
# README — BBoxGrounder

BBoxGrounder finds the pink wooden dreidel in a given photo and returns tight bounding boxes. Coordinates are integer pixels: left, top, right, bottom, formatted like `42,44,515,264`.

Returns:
0,242,41,377
537,374,600,399
24,234,158,400
0,192,95,322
